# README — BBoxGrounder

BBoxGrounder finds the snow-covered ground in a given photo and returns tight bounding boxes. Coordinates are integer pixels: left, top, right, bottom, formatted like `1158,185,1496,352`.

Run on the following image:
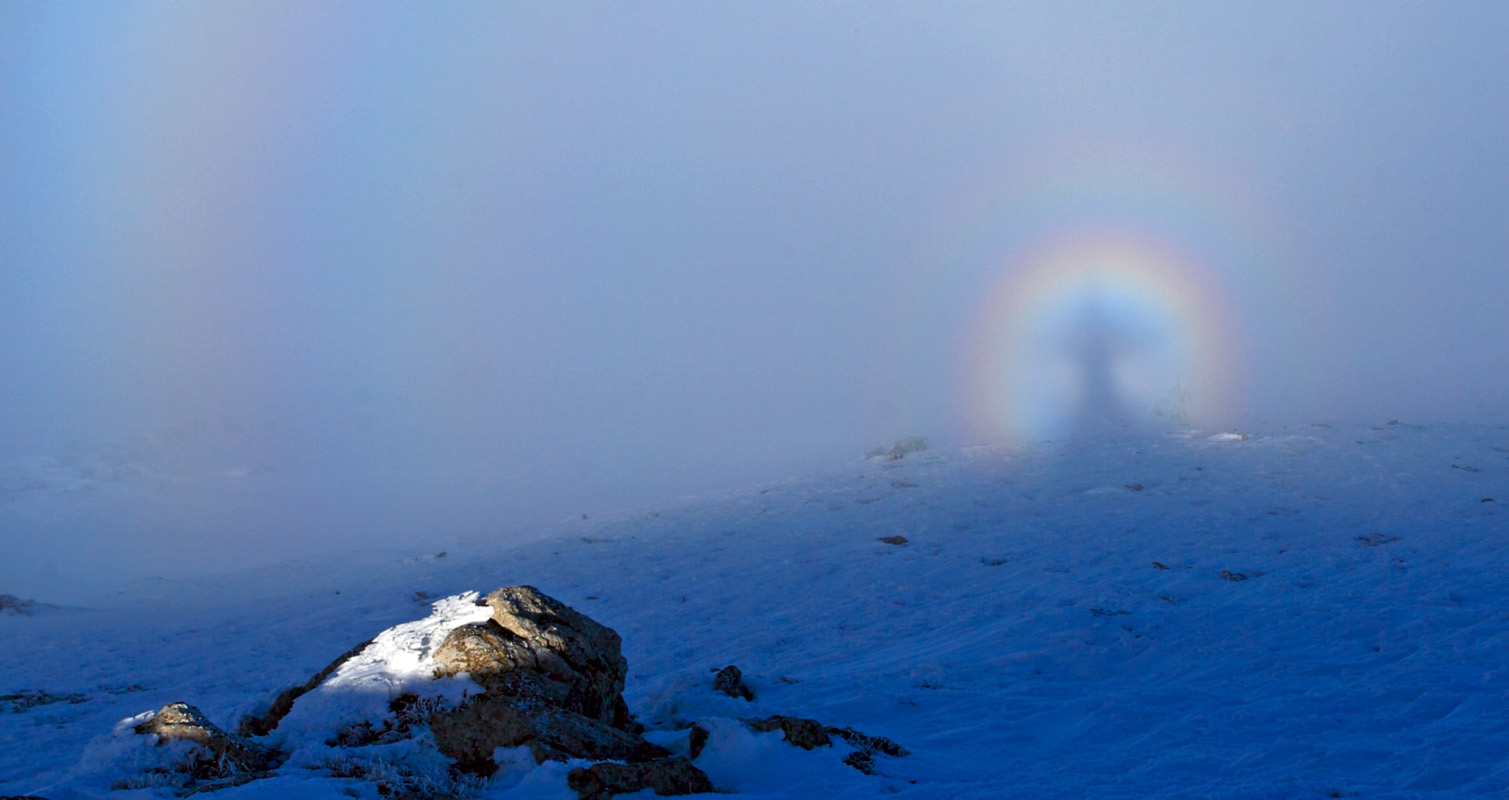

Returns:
2,420,1506,798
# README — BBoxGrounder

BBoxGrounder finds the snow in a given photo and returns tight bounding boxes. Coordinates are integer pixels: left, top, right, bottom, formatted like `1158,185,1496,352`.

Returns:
272,590,492,744
1,420,1506,798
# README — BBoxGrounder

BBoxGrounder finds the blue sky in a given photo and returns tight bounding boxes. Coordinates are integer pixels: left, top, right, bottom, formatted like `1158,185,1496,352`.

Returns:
1,3,1506,575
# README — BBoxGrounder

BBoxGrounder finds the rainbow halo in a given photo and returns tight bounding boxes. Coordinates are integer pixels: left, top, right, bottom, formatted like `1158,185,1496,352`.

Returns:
965,234,1241,443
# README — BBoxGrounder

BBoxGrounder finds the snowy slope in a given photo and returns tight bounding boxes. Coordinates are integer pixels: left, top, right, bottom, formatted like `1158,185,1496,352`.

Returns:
1,421,1506,798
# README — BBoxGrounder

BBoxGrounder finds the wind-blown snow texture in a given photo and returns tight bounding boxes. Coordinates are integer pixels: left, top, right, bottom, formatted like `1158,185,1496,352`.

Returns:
1,421,1506,798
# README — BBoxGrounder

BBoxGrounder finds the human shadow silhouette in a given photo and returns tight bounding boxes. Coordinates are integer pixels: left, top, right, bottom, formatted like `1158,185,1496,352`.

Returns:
1064,297,1138,441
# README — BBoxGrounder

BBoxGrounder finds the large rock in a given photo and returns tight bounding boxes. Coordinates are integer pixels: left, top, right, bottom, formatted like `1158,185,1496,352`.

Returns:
433,586,631,728
235,586,660,779
424,586,657,773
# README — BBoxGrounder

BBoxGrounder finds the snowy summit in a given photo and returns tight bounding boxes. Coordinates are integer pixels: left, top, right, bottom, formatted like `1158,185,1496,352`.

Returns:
1,421,1507,798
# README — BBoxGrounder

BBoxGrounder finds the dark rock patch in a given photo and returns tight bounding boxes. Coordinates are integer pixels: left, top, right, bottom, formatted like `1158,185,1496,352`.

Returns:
688,723,710,759
843,750,877,774
1,690,88,713
738,717,908,774
827,725,908,757
745,715,832,750
567,756,714,800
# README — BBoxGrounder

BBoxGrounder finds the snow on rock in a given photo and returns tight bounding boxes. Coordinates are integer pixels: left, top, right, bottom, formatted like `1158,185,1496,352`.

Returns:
270,590,494,744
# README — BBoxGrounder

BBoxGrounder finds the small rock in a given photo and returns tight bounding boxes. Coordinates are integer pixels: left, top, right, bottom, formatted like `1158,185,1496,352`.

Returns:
843,750,876,774
887,436,929,460
1218,570,1248,582
745,715,831,750
567,756,714,800
713,665,754,701
877,535,909,546
136,702,277,775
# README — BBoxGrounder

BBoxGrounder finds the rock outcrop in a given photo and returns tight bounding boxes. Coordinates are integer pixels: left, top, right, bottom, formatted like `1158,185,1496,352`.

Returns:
235,585,704,788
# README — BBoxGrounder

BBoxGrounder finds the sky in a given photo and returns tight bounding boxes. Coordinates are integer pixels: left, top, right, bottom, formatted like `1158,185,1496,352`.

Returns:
1,2,1506,594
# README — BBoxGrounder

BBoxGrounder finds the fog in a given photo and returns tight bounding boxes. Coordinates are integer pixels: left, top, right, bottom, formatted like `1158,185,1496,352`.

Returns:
2,3,1506,599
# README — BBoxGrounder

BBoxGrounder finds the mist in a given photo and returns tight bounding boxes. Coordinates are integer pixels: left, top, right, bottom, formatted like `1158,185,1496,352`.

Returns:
2,2,1506,600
